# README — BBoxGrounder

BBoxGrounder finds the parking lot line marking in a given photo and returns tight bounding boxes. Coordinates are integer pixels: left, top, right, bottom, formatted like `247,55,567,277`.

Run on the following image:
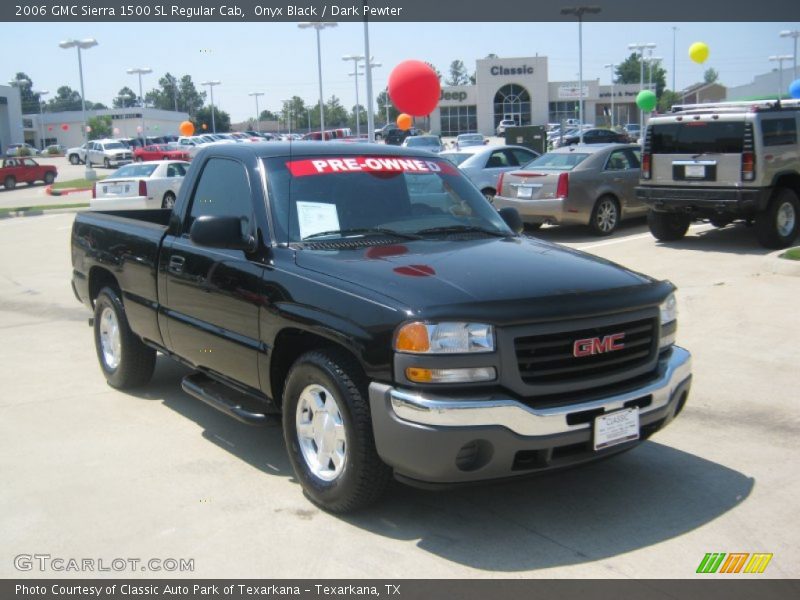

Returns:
580,224,714,250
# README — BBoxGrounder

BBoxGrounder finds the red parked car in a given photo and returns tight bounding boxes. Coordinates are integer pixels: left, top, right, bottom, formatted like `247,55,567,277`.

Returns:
134,144,191,162
1,157,57,190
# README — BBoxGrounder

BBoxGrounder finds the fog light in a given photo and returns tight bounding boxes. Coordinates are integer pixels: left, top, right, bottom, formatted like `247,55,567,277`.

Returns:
405,366,496,384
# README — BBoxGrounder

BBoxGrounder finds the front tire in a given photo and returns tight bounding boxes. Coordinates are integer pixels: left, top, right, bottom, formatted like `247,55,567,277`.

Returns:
44,171,55,185
93,287,156,389
283,349,390,513
755,188,799,249
69,154,80,165
4,176,15,190
590,195,620,236
103,157,111,169
648,210,691,241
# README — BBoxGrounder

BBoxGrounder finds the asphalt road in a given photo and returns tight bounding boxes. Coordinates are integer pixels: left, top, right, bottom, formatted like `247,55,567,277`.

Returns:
0,212,798,579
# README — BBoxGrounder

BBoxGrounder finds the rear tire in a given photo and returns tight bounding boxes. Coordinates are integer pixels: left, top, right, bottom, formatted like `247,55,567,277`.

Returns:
162,192,176,209
93,287,156,389
481,188,496,203
589,195,620,236
282,349,390,513
755,188,799,249
4,176,15,190
44,171,55,185
648,210,691,241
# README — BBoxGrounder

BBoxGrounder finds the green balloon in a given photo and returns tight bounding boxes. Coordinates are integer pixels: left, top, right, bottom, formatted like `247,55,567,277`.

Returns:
636,90,657,112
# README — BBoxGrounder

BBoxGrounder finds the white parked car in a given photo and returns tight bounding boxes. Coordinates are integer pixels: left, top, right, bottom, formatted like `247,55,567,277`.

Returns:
90,161,190,210
496,119,516,136
86,139,134,168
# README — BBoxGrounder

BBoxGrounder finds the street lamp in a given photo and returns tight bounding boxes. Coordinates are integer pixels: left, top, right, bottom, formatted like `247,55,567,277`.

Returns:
603,64,615,128
343,55,365,137
561,6,601,144
200,80,221,133
126,67,152,143
646,55,663,90
672,27,678,92
780,30,800,81
629,42,656,128
298,22,337,138
33,89,49,150
248,92,265,133
768,55,793,99
59,38,98,179
361,8,376,142
354,61,382,130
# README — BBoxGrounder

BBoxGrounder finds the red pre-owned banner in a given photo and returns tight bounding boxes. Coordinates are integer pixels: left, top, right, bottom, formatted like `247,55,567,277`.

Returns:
286,156,457,177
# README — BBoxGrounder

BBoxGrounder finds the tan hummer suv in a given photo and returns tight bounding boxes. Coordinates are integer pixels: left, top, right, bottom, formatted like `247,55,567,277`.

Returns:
636,99,800,248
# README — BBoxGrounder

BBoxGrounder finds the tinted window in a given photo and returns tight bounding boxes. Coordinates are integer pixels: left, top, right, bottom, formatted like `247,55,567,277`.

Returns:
187,158,251,231
761,118,797,147
167,163,187,177
523,152,590,171
510,148,536,165
113,164,157,178
439,152,472,166
605,150,635,170
485,150,512,168
650,121,745,154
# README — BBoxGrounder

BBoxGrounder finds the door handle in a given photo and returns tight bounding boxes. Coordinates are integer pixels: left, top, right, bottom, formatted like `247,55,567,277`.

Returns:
168,255,185,273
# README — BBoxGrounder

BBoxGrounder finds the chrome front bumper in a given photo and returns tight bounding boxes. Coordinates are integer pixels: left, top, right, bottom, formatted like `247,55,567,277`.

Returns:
372,346,691,437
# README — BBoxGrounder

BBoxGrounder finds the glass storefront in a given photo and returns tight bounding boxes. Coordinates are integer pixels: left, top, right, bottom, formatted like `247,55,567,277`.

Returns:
439,105,478,136
548,101,580,124
493,84,531,128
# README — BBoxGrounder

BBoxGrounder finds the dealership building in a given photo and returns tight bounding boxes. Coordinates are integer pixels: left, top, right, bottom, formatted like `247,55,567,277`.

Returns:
0,83,25,153
429,56,647,137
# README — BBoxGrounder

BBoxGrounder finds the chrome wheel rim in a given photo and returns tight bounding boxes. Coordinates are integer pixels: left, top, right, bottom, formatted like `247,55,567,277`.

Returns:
163,194,175,209
295,384,347,482
777,201,796,238
99,306,121,370
596,200,618,232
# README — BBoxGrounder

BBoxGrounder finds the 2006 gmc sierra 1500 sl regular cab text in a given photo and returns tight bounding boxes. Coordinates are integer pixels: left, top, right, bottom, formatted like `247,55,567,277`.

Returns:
71,142,692,512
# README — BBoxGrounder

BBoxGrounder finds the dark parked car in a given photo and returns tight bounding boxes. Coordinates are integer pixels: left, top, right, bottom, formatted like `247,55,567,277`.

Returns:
71,141,692,513
561,128,630,146
384,126,421,145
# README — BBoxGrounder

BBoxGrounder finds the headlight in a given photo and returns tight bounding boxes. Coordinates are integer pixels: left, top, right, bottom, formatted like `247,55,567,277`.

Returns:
660,293,677,325
659,293,677,349
395,322,495,354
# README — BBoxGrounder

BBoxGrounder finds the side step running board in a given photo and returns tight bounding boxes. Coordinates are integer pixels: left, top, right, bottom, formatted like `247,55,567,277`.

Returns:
181,373,276,426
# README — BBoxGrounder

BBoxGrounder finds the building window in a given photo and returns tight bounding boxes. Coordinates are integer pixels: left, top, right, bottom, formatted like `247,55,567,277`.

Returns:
440,105,477,136
493,84,531,128
548,101,581,124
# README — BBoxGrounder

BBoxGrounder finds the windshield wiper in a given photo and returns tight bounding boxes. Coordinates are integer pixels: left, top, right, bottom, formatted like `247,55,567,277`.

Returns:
302,227,421,241
414,225,507,238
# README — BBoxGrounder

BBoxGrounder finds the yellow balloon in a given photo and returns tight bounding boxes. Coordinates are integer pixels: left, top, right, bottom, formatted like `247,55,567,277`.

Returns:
689,42,710,64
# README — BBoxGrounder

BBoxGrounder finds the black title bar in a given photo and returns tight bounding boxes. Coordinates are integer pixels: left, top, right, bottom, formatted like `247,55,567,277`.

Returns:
3,0,800,22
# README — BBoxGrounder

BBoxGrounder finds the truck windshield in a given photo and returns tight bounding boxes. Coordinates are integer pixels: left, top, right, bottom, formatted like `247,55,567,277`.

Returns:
263,155,512,244
649,121,745,154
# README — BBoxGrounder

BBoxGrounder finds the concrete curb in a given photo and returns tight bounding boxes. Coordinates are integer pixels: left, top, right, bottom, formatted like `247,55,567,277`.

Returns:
0,205,88,219
766,249,800,277
46,184,92,197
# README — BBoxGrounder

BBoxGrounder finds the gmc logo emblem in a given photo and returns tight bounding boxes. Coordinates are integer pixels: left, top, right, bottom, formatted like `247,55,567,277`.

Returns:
573,333,626,357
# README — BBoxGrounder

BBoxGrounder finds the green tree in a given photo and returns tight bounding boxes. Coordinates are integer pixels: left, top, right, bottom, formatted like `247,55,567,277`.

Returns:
195,105,231,132
425,62,442,82
113,87,137,108
259,109,279,121
47,86,83,112
615,52,667,98
704,68,719,84
446,60,470,86
179,75,206,116
144,73,183,111
280,96,307,130
657,89,682,113
349,104,367,130
11,72,40,114
87,115,112,140
323,95,348,127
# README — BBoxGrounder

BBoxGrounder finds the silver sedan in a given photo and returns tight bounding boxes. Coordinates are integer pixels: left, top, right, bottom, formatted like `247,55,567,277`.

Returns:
492,143,645,236
439,145,540,201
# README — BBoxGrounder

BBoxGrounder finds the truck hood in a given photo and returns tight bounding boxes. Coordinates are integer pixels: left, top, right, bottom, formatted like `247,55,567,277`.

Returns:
295,236,661,320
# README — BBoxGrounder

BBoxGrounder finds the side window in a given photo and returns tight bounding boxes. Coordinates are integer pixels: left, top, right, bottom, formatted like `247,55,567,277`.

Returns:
626,148,642,168
485,150,511,168
187,158,252,234
761,118,797,147
167,163,186,177
605,150,633,171
23,158,36,167
510,148,535,166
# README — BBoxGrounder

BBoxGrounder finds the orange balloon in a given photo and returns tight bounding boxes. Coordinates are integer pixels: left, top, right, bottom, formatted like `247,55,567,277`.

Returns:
201,123,208,130
179,120,195,136
396,113,412,130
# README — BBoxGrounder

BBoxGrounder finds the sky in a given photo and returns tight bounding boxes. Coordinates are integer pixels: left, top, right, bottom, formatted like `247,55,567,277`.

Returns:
1,21,799,122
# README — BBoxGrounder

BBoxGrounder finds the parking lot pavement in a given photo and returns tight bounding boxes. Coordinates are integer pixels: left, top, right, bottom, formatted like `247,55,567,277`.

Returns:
0,213,798,578
0,156,102,210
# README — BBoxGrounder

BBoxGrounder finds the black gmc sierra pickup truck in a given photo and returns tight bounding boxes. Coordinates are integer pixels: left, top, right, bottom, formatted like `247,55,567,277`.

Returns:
71,142,692,512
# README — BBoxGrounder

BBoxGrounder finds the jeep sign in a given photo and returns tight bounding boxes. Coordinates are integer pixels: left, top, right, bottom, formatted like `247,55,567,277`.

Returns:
440,91,469,102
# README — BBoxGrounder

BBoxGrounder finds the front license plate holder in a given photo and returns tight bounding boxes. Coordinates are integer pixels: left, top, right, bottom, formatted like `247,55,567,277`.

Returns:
593,408,640,451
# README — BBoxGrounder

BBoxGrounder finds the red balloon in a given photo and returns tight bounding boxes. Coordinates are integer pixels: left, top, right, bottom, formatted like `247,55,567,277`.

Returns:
47,126,53,131
61,124,69,131
388,60,441,117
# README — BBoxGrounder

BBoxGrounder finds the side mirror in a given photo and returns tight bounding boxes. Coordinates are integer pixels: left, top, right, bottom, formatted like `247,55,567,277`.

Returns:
190,215,256,252
498,207,524,235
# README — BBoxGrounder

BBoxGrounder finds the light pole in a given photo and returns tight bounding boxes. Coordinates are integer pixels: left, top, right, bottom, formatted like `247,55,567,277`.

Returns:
343,55,365,137
59,38,98,179
629,42,656,127
249,92,265,133
561,6,601,144
647,55,663,91
33,89,49,149
127,67,152,144
672,27,678,92
362,7,376,142
603,64,615,128
298,22,337,138
780,30,800,82
769,55,793,99
201,80,221,133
